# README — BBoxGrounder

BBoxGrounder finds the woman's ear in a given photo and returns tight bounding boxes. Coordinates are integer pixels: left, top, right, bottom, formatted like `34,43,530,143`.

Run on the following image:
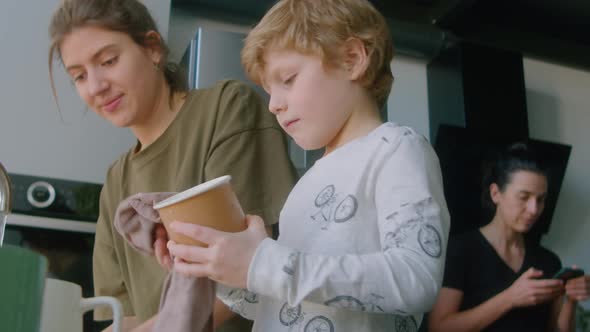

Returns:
490,183,501,204
143,30,163,65
342,37,369,81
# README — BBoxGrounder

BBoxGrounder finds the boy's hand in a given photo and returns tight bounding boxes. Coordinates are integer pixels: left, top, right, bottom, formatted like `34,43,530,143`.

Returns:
504,267,564,308
154,224,173,271
167,215,268,289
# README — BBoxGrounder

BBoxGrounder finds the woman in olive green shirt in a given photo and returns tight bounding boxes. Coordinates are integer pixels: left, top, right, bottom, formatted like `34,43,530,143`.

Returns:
48,0,298,331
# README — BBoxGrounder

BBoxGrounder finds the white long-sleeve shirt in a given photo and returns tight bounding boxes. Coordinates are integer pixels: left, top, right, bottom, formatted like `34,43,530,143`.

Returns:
219,123,450,331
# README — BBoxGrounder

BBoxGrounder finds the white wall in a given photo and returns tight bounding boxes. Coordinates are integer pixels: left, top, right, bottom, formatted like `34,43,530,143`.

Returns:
0,1,169,184
142,0,170,39
388,56,430,140
524,59,590,284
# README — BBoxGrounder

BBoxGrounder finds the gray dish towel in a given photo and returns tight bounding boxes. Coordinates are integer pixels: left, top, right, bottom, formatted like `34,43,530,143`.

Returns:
113,192,215,332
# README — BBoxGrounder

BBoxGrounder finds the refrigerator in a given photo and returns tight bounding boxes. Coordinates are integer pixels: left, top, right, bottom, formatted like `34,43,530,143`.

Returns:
180,26,323,175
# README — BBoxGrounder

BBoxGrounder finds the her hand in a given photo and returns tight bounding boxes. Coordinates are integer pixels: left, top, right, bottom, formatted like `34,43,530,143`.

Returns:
153,224,172,271
505,267,564,308
167,215,268,289
565,275,590,302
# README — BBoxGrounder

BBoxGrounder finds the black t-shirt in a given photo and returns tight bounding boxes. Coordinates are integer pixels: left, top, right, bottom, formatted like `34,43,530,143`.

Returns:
442,230,562,331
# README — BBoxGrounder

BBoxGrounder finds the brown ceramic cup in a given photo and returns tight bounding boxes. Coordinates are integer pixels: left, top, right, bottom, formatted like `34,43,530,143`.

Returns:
153,175,246,247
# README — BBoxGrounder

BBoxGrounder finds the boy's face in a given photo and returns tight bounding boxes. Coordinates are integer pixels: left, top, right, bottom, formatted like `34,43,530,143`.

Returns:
262,49,361,151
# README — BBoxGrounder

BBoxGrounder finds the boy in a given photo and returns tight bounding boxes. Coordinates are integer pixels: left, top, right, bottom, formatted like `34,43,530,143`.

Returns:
166,0,450,330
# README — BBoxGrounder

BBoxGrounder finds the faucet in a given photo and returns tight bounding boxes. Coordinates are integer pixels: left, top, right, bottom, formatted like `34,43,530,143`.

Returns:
0,162,11,214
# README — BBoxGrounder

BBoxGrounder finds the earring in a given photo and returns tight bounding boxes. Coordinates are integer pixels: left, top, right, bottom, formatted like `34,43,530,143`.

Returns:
153,62,161,71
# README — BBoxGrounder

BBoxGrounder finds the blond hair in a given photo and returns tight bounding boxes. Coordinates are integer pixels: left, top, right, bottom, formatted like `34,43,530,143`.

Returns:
242,0,394,108
48,0,186,105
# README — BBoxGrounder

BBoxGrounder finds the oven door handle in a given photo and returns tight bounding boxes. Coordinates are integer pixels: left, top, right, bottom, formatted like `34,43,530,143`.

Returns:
6,214,96,234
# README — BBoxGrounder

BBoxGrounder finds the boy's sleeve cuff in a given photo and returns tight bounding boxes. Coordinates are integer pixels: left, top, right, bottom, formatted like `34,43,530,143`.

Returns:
247,238,291,296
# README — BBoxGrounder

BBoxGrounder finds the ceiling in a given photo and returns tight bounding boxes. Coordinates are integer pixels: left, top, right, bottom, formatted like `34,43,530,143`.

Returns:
172,0,590,70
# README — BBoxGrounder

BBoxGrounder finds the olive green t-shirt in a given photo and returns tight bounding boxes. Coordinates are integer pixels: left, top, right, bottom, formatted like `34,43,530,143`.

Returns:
93,80,298,329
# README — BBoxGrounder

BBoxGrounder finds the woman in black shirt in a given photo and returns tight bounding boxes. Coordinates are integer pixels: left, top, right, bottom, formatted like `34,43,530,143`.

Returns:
429,143,589,331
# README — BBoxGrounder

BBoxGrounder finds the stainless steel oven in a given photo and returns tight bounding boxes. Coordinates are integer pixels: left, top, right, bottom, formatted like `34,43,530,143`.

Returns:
3,173,105,331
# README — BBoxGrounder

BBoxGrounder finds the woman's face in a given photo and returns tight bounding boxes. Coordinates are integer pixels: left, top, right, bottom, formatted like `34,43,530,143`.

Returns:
59,25,163,129
491,170,547,233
